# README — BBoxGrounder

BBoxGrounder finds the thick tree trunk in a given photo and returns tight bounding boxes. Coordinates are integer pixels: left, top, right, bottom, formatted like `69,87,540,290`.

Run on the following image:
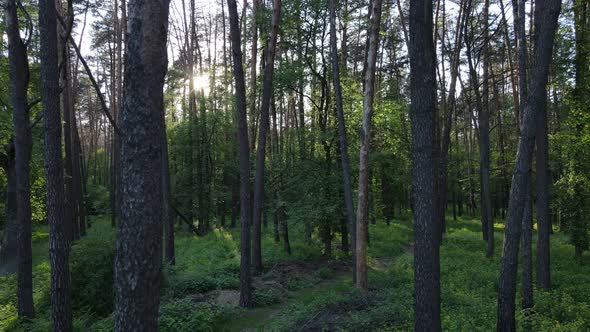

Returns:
409,0,441,328
496,0,560,328
6,0,34,318
252,0,281,273
330,0,356,279
355,0,382,290
39,0,73,329
228,0,253,308
114,0,170,329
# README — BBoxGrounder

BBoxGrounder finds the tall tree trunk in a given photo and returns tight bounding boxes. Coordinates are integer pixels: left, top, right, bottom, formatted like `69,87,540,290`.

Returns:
496,0,560,328
6,0,34,318
521,185,533,309
0,141,17,275
464,0,489,243
515,0,528,131
499,0,520,128
330,0,356,281
252,0,281,273
228,0,253,308
249,0,259,152
111,0,120,228
74,126,89,232
355,0,382,290
39,0,73,329
61,40,79,242
409,0,441,328
437,0,465,238
270,99,281,244
481,0,494,257
536,99,551,289
114,0,170,329
71,107,86,236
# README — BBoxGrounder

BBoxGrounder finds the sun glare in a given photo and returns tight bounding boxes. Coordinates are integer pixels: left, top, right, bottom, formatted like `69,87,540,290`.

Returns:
193,74,211,96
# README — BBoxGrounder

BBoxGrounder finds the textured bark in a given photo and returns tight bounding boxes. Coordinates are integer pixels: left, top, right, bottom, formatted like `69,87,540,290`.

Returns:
252,0,281,273
330,0,356,278
355,0,382,290
39,0,73,329
228,0,252,308
0,141,17,275
6,0,34,318
521,185,533,309
114,0,170,329
536,103,551,289
496,0,561,328
409,0,441,328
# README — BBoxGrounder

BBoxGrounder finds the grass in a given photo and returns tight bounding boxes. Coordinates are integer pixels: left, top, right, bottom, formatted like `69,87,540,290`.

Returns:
1,215,589,331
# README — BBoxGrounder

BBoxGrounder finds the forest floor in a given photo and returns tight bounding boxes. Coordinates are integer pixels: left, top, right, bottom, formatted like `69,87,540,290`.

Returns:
1,215,589,331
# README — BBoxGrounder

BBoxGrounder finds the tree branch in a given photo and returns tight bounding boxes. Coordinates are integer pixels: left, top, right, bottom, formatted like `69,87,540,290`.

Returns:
56,12,123,137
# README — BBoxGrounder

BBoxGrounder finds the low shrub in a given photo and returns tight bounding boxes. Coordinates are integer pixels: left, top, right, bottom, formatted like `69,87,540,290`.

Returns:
69,223,115,317
158,298,230,332
252,288,282,307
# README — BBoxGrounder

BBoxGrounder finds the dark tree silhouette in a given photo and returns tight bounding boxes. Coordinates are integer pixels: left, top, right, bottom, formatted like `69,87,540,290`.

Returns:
114,0,170,329
227,0,253,308
252,0,282,273
39,0,73,329
496,0,561,328
6,0,34,318
409,0,441,328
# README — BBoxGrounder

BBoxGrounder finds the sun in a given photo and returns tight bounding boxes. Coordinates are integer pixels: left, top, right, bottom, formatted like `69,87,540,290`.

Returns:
193,74,210,96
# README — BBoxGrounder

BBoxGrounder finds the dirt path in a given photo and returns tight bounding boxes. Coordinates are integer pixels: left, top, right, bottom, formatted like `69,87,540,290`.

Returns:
216,249,410,332
214,241,414,332
217,270,351,332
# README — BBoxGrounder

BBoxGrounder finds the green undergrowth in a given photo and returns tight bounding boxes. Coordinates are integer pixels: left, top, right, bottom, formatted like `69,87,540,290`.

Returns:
1,216,589,331
257,217,590,331
0,216,350,331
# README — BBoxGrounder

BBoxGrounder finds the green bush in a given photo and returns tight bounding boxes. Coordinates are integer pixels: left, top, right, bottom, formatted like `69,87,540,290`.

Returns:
314,267,334,280
86,184,110,215
158,298,230,332
166,271,217,298
69,223,115,317
252,288,282,307
554,165,590,256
